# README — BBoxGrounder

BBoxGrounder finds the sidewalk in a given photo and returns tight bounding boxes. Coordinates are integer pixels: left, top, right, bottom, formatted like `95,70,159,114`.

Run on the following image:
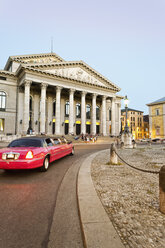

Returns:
77,151,125,248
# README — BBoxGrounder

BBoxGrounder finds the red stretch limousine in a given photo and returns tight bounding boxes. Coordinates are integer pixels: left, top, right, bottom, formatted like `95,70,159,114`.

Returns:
0,136,74,172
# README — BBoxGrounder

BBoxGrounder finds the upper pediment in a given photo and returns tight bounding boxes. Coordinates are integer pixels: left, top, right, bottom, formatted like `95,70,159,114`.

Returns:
4,53,64,71
26,61,120,92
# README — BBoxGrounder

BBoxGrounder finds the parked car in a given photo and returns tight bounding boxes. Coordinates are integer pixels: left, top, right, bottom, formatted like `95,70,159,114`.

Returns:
0,136,74,172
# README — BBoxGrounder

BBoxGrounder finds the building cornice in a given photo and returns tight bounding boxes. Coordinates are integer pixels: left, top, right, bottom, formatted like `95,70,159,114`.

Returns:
147,101,165,106
0,70,16,78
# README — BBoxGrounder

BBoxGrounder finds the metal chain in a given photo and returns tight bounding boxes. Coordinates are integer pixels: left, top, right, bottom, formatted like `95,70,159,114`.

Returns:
114,150,160,174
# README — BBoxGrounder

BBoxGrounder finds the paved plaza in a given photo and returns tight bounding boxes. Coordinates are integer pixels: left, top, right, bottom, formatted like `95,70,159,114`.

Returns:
91,144,165,248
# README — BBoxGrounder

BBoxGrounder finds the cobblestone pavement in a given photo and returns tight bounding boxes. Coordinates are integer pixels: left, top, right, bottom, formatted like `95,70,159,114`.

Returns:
91,144,165,248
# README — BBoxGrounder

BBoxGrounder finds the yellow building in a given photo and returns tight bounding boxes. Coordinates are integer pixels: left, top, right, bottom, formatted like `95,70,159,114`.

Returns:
121,108,146,140
147,97,165,139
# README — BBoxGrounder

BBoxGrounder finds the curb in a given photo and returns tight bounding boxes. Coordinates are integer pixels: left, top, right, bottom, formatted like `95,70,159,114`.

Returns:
77,151,125,248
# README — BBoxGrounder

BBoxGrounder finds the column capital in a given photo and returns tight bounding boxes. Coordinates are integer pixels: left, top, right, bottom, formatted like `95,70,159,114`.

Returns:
111,96,116,102
56,86,63,92
24,80,32,87
102,95,107,100
92,93,98,98
81,91,87,96
70,88,76,94
41,83,48,89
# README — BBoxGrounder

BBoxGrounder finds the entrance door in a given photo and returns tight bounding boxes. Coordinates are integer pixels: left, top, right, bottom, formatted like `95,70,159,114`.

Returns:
96,125,100,134
65,123,69,135
76,124,81,135
52,123,55,134
86,124,91,134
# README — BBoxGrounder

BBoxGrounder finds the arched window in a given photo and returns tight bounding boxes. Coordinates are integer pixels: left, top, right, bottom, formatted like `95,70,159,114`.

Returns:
76,103,81,118
0,91,6,110
65,101,69,117
53,101,56,116
86,104,91,119
96,105,100,120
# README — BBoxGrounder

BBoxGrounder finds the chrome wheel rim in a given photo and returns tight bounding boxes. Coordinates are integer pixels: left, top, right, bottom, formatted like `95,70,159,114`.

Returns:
45,158,49,169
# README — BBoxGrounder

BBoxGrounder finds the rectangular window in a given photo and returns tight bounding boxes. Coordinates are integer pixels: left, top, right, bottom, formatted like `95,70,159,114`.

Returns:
0,118,4,131
156,109,160,116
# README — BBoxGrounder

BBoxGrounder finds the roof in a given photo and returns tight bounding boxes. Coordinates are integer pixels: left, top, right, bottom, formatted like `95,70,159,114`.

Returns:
147,97,165,106
121,108,143,113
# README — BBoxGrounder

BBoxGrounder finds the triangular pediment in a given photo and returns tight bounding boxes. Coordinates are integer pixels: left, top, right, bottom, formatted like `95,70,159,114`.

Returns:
25,61,120,91
45,66,107,87
4,53,64,71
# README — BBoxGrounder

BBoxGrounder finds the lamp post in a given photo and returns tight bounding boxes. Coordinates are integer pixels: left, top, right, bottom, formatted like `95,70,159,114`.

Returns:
121,95,133,148
124,95,129,133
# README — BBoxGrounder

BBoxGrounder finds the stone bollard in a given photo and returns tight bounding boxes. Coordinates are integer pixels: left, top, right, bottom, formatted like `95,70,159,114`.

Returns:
159,165,165,214
132,140,137,149
121,142,124,149
110,143,118,164
133,143,137,148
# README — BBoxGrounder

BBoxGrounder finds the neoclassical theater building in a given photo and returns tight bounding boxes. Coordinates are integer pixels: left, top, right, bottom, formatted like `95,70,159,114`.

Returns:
0,52,122,136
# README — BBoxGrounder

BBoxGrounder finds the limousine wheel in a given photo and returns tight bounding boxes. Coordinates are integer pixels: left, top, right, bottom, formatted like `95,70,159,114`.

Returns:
40,156,49,172
70,147,75,156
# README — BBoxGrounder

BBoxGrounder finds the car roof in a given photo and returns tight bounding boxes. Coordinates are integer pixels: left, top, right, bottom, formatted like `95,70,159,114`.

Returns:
10,136,49,142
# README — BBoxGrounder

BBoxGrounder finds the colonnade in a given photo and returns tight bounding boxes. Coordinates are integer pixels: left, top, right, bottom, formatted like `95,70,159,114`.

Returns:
22,80,117,136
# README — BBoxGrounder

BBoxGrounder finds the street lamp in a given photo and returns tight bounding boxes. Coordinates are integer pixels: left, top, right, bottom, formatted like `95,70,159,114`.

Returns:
124,95,129,133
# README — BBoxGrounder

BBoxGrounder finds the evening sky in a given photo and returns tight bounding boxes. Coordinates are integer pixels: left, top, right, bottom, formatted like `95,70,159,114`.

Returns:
0,0,165,113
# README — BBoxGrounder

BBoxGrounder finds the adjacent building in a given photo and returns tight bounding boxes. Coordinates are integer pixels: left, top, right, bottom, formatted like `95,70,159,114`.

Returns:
121,108,145,139
0,52,122,136
147,97,165,138
143,115,149,139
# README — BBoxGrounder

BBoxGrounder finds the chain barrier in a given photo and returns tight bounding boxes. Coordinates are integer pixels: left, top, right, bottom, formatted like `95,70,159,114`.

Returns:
114,150,160,175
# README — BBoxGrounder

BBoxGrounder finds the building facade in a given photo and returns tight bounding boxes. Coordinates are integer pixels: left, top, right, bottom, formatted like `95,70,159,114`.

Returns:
121,108,145,139
147,97,165,139
0,53,122,136
143,115,149,139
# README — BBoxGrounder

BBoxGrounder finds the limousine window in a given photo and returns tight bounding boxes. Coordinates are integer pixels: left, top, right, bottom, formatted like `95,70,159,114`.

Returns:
8,139,43,147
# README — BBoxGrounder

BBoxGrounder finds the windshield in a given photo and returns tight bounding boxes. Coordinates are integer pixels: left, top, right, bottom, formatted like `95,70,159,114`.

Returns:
8,139,43,147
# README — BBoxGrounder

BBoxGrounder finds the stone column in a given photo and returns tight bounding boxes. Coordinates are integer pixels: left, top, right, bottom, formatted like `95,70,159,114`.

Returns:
111,97,116,136
102,96,107,136
69,89,75,134
47,96,53,134
106,99,111,135
40,83,47,134
23,80,31,134
33,94,40,134
81,91,87,134
55,86,62,135
92,93,97,135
